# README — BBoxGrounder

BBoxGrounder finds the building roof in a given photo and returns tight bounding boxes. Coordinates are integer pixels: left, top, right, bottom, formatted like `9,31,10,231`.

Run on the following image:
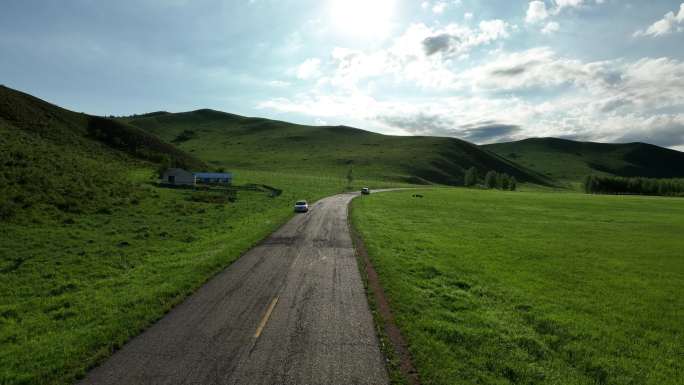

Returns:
165,168,192,174
194,172,232,178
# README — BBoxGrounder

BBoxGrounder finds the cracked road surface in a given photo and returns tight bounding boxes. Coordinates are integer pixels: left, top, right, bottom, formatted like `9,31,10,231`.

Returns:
78,192,389,385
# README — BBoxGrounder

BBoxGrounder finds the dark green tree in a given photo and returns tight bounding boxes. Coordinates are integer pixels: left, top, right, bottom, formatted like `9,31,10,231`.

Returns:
499,174,510,190
509,176,517,191
484,171,497,189
464,167,478,187
582,174,684,196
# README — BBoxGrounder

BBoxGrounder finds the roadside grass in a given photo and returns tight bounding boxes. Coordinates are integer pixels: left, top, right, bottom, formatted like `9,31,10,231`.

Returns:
351,188,684,385
0,168,407,385
349,214,410,385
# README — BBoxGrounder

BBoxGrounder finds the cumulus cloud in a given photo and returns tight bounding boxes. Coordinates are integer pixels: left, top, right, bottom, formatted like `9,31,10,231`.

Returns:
422,20,510,56
458,122,522,142
377,113,454,136
526,1,549,23
551,0,603,14
613,114,684,148
296,58,321,79
422,0,460,13
432,1,447,14
302,21,512,91
633,3,684,37
376,114,521,142
541,21,560,35
553,0,585,12
460,49,684,113
460,47,587,90
263,20,684,149
261,84,684,147
527,0,603,31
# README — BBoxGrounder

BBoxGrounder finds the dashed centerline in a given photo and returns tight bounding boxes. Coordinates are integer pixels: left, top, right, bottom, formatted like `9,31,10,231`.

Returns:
254,296,279,338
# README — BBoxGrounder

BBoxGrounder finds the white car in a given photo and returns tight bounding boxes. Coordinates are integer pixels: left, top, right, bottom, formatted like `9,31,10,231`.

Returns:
294,200,309,213
361,187,371,195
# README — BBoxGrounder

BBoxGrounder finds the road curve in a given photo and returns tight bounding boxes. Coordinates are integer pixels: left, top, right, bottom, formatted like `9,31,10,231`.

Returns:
78,192,389,385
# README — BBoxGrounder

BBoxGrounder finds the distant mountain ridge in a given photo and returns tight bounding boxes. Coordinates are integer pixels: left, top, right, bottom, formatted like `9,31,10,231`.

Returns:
123,108,553,186
483,137,684,182
4,84,680,204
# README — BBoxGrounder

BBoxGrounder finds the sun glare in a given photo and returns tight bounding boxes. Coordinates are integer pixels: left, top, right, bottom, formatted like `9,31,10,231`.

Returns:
330,0,395,38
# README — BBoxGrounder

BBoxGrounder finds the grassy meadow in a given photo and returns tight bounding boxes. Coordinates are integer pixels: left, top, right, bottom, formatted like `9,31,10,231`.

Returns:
4,84,684,385
351,188,684,385
0,166,406,385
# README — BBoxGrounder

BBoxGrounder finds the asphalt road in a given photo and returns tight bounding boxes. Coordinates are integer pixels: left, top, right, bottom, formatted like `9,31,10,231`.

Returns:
78,192,389,385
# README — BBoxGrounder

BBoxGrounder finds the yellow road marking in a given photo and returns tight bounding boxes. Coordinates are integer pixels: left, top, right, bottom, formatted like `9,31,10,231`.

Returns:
254,296,279,338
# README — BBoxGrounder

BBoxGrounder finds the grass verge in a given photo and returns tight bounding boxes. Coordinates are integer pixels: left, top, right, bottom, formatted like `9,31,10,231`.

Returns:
351,188,684,385
349,196,416,385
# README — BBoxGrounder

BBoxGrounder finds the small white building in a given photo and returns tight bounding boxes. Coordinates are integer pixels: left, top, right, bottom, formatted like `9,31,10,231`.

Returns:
194,172,233,185
162,168,195,186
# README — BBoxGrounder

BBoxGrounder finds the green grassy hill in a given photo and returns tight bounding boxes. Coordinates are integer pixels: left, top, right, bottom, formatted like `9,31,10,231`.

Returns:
483,137,684,183
123,109,552,186
0,85,205,220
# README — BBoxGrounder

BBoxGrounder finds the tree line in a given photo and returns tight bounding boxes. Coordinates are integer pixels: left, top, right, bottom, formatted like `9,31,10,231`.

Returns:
464,167,517,191
583,175,684,196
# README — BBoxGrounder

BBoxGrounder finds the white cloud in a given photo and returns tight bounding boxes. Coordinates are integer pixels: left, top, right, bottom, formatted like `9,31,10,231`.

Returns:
302,21,512,92
296,58,321,80
526,1,549,23
634,3,684,37
264,40,684,148
460,49,684,111
266,9,684,149
527,0,603,25
259,84,684,147
432,1,447,14
553,0,585,12
542,21,560,34
422,20,511,56
464,12,474,21
552,0,604,14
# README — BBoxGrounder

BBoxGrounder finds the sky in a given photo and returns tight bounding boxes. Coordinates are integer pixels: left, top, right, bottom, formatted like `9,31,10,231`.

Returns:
1,0,684,149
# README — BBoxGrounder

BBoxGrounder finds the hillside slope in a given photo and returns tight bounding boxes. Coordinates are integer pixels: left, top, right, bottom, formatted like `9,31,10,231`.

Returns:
124,109,551,186
0,85,205,219
483,137,684,182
